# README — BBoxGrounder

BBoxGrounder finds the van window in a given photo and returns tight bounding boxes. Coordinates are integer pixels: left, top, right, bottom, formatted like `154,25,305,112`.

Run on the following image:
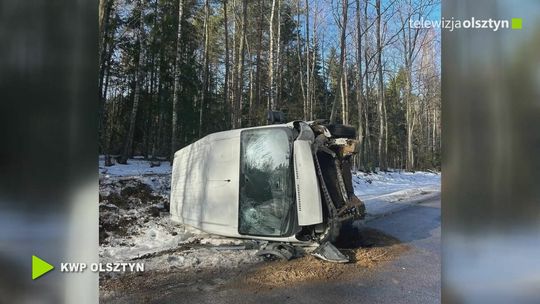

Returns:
239,128,295,236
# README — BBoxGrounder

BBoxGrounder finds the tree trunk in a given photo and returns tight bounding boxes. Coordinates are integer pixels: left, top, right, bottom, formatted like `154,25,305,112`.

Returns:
309,2,318,120
223,0,230,127
171,0,184,162
99,0,113,150
150,72,162,162
120,1,145,164
305,0,310,120
268,0,276,111
330,0,348,124
376,0,386,170
295,0,306,117
98,0,112,97
308,3,319,120
341,0,348,125
199,0,210,137
248,59,254,124
355,0,364,170
363,0,371,169
275,0,282,109
255,0,263,115
230,0,238,128
384,89,388,167
233,0,248,128
405,70,415,170
342,63,349,124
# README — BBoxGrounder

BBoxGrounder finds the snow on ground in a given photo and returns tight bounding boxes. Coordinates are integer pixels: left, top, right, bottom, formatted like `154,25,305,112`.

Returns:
99,158,262,278
99,158,440,278
353,170,441,218
99,156,172,177
99,156,172,195
353,170,440,199
99,212,260,277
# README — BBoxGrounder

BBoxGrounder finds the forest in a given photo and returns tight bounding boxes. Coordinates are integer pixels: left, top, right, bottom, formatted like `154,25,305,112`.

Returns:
98,0,441,171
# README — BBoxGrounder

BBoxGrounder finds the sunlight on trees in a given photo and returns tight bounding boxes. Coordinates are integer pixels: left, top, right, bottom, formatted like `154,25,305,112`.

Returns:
99,0,440,171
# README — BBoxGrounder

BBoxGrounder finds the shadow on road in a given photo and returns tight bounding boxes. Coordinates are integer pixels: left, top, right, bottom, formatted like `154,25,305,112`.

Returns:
364,201,440,244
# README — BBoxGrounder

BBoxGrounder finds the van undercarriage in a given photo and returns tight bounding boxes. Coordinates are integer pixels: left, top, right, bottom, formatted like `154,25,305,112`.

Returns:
294,121,366,244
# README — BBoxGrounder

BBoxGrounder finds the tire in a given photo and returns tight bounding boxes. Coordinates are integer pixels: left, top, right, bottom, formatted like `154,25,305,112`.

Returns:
325,124,356,139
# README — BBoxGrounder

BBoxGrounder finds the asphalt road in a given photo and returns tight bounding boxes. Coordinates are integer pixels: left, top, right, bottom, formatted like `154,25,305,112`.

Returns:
102,195,441,304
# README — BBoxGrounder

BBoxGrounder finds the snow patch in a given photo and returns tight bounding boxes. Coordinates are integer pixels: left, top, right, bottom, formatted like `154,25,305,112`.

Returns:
99,156,172,177
353,170,441,217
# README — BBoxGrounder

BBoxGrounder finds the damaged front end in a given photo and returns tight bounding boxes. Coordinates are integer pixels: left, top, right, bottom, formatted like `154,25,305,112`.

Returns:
294,121,366,244
256,120,366,263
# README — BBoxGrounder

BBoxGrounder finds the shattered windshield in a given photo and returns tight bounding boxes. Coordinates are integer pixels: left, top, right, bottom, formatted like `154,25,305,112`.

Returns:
239,127,295,237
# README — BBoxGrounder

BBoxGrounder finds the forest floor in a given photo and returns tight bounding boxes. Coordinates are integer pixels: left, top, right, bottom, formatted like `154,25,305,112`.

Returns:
98,156,440,301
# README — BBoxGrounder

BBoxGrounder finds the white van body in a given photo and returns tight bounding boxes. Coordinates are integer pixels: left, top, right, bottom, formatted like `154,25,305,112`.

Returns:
170,120,365,244
170,122,323,242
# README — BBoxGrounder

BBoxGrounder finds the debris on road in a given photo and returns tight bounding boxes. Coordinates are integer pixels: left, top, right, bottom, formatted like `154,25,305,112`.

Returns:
257,243,299,261
99,157,435,291
311,242,349,263
236,227,410,290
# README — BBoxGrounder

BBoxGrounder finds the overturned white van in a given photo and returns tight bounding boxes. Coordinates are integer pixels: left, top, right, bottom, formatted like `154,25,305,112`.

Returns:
170,120,365,246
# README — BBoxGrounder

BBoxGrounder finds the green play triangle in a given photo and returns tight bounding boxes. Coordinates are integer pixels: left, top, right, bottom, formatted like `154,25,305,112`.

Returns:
32,255,54,280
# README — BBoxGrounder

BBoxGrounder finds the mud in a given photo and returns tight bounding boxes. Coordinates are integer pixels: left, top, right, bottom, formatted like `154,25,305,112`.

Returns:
235,227,410,290
100,227,410,303
100,263,254,302
99,178,169,244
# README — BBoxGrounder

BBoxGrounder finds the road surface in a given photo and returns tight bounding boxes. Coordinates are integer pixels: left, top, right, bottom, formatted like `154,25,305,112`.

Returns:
101,195,441,304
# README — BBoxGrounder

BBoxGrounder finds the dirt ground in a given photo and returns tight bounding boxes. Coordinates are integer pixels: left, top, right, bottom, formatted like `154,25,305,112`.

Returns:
99,175,412,302
99,177,169,244
234,227,410,290
100,226,410,301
